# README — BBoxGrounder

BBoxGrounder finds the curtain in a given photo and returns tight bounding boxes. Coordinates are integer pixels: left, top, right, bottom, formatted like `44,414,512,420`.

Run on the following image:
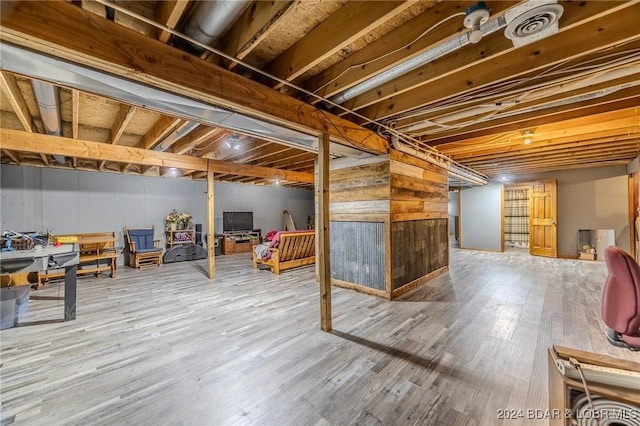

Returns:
504,188,529,246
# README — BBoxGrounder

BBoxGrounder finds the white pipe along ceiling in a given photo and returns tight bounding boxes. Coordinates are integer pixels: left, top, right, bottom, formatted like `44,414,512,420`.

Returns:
31,79,65,164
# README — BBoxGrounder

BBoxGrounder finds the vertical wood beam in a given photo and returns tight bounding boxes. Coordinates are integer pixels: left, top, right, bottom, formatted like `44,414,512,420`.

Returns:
71,89,80,167
318,132,331,331
72,89,80,138
629,174,637,259
207,160,216,279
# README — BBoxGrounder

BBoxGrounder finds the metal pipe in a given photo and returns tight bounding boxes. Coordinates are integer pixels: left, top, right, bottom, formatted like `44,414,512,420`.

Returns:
390,134,488,186
154,121,200,151
179,0,250,55
330,17,507,105
31,80,65,164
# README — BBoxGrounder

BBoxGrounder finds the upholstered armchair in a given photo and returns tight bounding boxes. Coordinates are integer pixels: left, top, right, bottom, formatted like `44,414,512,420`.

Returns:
124,227,162,268
602,245,640,351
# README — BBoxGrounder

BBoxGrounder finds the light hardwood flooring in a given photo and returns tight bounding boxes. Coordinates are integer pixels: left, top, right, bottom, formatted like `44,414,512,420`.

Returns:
1,248,637,425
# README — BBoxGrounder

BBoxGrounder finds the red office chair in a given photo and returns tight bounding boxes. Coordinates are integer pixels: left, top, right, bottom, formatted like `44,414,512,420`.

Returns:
602,246,640,351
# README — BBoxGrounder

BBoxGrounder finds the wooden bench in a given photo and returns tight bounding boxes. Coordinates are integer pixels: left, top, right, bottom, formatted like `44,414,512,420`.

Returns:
252,230,315,275
37,232,118,287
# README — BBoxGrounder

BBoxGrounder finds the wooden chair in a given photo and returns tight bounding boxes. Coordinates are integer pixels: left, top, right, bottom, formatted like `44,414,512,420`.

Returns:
124,227,162,268
252,230,315,275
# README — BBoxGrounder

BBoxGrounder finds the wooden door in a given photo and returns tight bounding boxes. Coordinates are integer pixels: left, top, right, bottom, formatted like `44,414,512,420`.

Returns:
529,180,558,258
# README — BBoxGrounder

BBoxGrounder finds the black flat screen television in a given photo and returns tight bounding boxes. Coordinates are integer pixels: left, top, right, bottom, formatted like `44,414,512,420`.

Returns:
223,211,253,232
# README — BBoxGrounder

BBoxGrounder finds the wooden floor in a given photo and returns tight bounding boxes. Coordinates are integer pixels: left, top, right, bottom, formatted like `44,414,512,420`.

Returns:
1,248,636,425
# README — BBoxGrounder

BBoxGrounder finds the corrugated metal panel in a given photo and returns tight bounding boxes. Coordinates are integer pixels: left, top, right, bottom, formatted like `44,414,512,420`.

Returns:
330,221,385,290
392,219,448,289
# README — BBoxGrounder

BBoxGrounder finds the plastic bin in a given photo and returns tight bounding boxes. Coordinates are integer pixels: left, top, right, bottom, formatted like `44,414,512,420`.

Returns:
1,286,30,329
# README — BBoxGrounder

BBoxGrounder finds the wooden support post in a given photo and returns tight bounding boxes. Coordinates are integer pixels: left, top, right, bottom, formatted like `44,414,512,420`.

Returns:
207,160,215,279
318,132,332,331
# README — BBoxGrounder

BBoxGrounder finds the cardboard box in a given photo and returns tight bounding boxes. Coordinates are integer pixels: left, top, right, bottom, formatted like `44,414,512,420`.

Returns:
579,252,596,261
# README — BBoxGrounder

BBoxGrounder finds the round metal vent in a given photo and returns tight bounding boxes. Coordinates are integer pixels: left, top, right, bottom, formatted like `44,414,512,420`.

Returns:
504,4,564,42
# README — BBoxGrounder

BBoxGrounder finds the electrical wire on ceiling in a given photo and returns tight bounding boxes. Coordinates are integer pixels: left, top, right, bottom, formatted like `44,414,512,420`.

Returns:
313,11,466,93
93,0,489,185
387,43,640,125
390,48,640,125
388,51,640,135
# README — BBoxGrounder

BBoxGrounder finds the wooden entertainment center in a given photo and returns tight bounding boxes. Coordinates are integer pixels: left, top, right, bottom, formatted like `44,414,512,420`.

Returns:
222,230,260,254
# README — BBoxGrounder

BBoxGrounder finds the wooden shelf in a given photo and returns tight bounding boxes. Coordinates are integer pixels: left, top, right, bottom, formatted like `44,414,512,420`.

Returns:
166,229,195,248
37,232,118,288
222,230,260,255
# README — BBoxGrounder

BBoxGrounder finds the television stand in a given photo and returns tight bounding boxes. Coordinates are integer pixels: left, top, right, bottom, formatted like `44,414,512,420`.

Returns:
222,230,261,255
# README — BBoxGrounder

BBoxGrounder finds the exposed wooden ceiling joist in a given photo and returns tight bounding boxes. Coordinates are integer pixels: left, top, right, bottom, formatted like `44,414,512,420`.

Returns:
1,129,315,184
0,1,388,155
306,1,515,101
424,95,640,147
155,0,190,43
0,71,35,132
219,0,295,69
354,3,640,121
171,126,223,155
138,116,183,150
267,1,416,89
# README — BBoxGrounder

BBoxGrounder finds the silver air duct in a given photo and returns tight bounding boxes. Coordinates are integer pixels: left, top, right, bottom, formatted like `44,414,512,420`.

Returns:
1,43,371,159
153,121,200,151
330,16,507,105
31,80,65,164
179,0,250,55
330,0,565,106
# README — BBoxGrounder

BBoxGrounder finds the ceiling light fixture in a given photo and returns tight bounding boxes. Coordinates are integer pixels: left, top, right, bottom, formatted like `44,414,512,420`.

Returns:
522,129,535,145
274,178,280,186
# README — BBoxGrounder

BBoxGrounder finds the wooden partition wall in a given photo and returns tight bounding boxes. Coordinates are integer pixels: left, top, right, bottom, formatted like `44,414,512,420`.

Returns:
317,149,449,299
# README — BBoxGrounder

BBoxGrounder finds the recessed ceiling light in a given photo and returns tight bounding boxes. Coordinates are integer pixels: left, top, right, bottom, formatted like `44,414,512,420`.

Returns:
274,178,280,186
521,129,534,145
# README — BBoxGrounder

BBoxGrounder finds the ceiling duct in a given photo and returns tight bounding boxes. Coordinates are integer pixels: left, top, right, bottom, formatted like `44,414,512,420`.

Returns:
31,80,65,164
153,121,199,151
1,43,371,160
330,10,507,106
177,0,250,55
398,63,640,134
504,0,563,47
330,0,564,106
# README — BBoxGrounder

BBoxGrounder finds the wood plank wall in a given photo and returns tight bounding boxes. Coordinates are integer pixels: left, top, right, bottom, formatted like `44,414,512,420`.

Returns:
391,219,448,290
317,150,449,299
389,150,449,222
329,156,390,216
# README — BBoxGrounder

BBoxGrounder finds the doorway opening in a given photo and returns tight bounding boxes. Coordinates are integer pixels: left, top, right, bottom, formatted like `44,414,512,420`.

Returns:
503,185,530,251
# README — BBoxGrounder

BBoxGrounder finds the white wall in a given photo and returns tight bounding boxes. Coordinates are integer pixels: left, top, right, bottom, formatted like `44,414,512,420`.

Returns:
1,165,314,261
214,181,314,234
458,165,630,256
448,191,459,236
459,183,503,251
518,166,630,256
